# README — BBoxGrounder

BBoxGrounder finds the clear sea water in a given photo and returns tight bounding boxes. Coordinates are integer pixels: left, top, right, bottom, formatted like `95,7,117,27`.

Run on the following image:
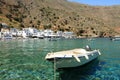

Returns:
0,38,120,80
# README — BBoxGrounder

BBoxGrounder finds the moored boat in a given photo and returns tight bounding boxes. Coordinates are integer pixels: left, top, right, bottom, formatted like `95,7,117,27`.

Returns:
45,46,101,69
110,37,120,41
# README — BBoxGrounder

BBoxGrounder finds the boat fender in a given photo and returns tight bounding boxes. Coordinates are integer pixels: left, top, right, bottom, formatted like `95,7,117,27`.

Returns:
91,54,94,56
84,54,89,60
73,55,81,62
80,49,89,60
98,50,101,55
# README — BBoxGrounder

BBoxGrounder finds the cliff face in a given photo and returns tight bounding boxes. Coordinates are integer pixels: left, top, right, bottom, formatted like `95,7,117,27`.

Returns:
0,0,120,37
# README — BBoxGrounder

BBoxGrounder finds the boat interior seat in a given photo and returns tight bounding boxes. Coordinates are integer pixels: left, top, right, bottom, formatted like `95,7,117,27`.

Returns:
72,49,87,54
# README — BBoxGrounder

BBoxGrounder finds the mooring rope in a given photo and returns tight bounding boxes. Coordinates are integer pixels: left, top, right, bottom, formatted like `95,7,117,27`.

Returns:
53,52,56,80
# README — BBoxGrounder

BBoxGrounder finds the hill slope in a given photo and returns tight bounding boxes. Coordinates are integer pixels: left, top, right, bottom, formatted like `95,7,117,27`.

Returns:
0,0,120,37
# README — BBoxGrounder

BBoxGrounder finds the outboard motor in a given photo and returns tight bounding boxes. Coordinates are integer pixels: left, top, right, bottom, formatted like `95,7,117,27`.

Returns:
85,45,91,51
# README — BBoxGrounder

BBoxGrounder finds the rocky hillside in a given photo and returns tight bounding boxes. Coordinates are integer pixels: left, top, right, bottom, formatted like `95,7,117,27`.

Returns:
0,0,120,37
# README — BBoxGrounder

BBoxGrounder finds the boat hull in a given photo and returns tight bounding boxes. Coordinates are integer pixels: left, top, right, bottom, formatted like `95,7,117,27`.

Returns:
52,51,100,69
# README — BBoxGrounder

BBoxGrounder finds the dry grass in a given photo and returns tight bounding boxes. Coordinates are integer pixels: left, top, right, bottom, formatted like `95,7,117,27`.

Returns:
0,0,120,37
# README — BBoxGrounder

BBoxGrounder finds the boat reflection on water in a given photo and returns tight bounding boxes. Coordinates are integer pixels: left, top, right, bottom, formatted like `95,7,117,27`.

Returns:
58,58,102,80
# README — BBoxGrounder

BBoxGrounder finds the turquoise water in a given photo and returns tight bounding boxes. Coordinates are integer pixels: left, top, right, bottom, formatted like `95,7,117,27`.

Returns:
0,38,120,80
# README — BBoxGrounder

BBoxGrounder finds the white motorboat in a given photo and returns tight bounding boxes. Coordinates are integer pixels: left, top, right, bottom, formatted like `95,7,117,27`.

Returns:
45,46,101,69
111,37,120,41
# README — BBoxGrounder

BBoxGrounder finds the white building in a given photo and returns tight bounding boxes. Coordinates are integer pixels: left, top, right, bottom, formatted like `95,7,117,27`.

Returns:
56,31,63,38
16,30,23,37
43,29,54,38
10,28,18,37
0,23,13,39
63,31,75,38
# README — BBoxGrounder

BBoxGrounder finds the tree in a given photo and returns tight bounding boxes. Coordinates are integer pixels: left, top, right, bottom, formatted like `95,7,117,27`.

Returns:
37,20,41,25
6,14,12,19
0,9,2,14
0,23,2,31
99,31,104,37
20,23,24,28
